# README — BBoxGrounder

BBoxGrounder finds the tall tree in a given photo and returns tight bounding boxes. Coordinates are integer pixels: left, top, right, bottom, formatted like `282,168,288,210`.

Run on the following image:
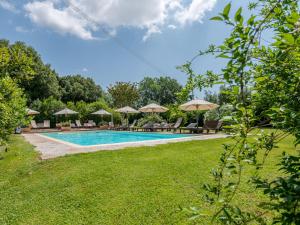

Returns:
107,82,139,108
59,75,103,103
138,76,182,105
0,40,61,102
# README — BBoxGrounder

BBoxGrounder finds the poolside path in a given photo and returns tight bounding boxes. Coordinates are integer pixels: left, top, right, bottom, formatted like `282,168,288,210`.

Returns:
22,133,228,160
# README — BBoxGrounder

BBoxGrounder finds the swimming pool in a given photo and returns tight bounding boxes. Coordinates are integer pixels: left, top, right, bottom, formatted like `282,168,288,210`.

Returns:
42,131,191,146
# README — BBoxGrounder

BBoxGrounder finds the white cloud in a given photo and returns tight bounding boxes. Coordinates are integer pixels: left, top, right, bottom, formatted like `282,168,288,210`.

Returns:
176,0,217,25
0,0,18,13
168,24,177,30
24,0,217,41
82,67,88,72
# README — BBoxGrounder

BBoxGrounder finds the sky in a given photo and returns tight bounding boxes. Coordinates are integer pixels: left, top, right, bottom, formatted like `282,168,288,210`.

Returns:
0,0,252,96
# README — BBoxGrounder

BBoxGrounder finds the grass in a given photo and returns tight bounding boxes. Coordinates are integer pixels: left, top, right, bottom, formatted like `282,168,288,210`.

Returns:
0,133,297,225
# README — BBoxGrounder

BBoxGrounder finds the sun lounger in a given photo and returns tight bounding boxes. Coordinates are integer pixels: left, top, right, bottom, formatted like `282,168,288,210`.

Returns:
202,120,223,133
75,120,83,128
170,117,183,132
108,122,115,130
179,123,198,133
43,120,50,128
31,120,38,129
88,120,96,127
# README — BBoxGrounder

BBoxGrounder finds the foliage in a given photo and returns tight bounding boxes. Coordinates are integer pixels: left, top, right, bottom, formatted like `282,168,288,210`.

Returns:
31,97,121,125
137,114,164,126
108,81,140,108
0,76,27,146
59,75,103,103
164,104,188,124
0,41,36,84
31,97,65,126
179,0,300,224
252,152,300,224
0,40,61,103
26,64,61,102
204,85,237,105
138,76,182,105
204,104,234,121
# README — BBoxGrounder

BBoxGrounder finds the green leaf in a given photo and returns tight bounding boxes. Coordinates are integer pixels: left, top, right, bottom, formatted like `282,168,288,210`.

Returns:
234,7,242,23
210,16,223,21
223,3,231,19
247,15,256,25
217,53,230,59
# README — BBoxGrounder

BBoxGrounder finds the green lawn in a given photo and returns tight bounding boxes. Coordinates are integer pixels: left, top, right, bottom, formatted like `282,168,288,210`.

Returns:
0,134,297,225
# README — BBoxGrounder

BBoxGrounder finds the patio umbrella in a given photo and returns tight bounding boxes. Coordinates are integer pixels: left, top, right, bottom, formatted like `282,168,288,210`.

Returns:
180,99,219,127
91,109,111,123
139,103,168,113
116,106,139,126
54,108,78,117
26,108,40,116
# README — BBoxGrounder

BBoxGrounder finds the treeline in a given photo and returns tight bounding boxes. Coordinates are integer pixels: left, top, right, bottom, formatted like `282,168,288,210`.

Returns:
0,39,187,133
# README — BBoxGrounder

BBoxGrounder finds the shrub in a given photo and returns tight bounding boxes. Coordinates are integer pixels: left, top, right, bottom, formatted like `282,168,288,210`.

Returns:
204,104,233,121
0,76,27,146
137,114,164,126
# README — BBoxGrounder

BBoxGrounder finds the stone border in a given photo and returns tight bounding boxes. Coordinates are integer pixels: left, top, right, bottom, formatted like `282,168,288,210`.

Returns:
22,132,228,160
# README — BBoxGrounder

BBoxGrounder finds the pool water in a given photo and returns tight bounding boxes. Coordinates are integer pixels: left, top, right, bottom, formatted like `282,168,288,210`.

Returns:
42,131,191,146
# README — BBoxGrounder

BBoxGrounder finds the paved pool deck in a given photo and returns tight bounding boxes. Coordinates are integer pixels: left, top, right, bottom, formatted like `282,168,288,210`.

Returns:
22,132,228,160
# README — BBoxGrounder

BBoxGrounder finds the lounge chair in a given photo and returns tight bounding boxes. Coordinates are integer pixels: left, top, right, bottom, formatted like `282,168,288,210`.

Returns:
150,122,169,132
202,120,223,133
170,117,183,132
43,120,50,128
115,121,128,131
88,120,96,127
75,120,83,128
108,122,114,130
142,122,155,132
133,122,153,132
179,123,198,133
31,120,38,129
84,120,96,128
129,119,137,130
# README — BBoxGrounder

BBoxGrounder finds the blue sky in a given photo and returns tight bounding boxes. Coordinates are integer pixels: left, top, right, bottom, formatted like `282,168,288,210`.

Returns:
0,0,251,95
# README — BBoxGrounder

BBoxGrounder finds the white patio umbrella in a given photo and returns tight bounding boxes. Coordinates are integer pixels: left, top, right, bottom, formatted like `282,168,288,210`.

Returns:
54,108,78,117
180,99,219,127
91,109,111,122
116,106,139,126
139,103,168,113
26,108,40,116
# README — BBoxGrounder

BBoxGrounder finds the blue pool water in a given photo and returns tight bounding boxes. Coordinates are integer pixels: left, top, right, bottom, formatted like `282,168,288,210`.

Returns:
42,131,191,146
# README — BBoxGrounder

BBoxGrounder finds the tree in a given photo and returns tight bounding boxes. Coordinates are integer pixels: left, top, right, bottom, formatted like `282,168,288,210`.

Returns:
204,85,248,105
59,75,103,103
25,65,61,102
107,82,139,108
179,0,299,224
0,40,61,103
0,76,27,146
138,76,182,106
31,96,65,126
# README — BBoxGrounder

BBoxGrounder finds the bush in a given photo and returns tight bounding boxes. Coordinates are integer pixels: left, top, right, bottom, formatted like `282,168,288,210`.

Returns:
137,114,164,126
204,104,233,121
164,104,188,124
0,76,27,146
31,96,65,127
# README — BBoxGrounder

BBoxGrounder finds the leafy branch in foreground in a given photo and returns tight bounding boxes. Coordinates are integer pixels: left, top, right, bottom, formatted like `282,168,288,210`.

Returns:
179,0,299,224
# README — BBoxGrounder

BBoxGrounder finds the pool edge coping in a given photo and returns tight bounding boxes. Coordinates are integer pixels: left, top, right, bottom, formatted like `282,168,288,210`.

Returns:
36,132,202,148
